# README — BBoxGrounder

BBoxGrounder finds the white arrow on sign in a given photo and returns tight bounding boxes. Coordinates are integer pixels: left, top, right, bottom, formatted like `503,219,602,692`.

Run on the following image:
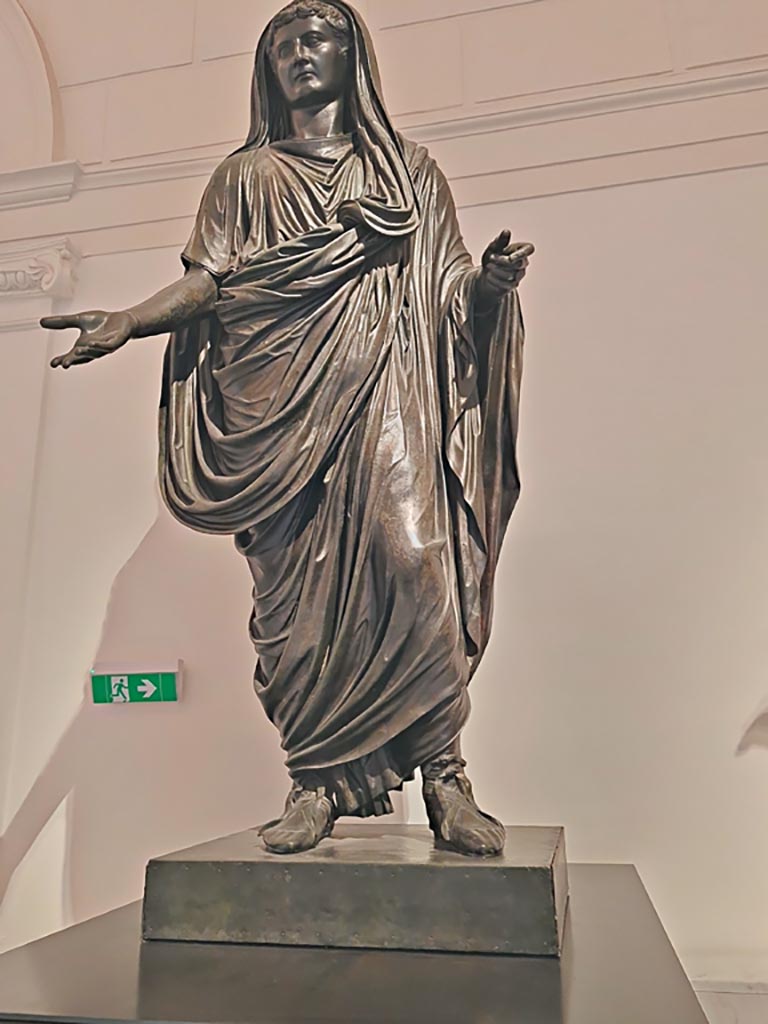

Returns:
138,679,158,700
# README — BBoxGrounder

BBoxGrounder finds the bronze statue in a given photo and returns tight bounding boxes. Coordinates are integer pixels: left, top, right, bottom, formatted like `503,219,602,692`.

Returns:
42,1,534,858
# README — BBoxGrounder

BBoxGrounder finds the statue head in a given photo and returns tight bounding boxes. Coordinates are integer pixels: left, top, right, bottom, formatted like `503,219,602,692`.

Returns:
243,2,420,240
267,2,353,110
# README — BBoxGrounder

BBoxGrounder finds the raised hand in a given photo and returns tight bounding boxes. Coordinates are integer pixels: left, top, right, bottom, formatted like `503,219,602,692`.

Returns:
43,310,136,370
478,230,535,304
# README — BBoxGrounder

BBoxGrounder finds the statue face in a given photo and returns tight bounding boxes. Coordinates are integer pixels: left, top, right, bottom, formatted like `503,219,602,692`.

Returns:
270,16,350,109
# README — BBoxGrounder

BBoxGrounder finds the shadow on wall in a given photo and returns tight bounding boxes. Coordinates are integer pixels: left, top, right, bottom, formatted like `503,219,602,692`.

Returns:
1,507,319,927
737,699,768,755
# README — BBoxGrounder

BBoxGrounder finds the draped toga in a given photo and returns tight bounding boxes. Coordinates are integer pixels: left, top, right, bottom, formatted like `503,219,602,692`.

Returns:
159,122,523,818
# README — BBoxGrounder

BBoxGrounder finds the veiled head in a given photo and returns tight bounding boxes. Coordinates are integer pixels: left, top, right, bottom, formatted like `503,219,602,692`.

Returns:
243,2,419,239
269,16,351,110
247,2,383,145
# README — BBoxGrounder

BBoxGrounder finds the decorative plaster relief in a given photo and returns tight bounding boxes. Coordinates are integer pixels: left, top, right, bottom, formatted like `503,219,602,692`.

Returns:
0,239,79,301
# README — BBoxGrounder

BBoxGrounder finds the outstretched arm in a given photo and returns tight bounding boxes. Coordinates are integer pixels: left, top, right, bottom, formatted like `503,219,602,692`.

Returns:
43,265,218,370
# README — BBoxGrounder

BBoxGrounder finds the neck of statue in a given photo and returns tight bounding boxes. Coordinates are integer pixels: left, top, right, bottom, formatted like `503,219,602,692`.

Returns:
289,97,346,140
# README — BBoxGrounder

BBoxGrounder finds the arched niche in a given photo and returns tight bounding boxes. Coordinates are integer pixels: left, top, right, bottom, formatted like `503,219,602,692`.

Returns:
0,0,55,172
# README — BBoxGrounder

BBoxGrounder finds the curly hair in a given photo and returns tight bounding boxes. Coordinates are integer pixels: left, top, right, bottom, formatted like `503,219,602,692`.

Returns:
268,2,352,54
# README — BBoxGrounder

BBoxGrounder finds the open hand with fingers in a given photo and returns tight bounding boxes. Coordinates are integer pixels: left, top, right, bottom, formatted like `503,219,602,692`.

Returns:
43,310,137,369
477,230,535,308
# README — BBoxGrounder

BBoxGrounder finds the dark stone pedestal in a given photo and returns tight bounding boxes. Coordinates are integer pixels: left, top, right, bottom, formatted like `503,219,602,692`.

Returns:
0,867,707,1024
142,824,568,956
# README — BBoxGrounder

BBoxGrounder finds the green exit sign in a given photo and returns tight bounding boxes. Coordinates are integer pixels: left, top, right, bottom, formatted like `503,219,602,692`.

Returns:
91,663,182,705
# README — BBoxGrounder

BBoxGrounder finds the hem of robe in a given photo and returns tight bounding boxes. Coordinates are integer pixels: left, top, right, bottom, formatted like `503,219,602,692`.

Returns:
291,688,470,818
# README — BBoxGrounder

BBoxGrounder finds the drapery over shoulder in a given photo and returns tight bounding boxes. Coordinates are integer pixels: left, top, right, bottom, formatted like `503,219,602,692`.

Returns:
161,140,408,534
180,152,255,279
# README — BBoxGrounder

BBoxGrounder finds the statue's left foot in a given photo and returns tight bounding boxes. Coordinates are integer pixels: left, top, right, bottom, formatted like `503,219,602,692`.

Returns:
260,785,336,855
422,755,505,858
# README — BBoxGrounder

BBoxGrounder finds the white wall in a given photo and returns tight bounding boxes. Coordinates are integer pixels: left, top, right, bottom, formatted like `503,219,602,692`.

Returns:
1,0,768,1012
463,165,768,983
0,0,56,842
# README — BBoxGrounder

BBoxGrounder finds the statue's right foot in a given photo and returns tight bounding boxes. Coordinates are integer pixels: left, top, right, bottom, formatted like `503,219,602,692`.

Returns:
260,785,336,855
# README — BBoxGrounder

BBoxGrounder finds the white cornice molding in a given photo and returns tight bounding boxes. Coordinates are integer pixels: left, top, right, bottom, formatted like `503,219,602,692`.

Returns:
452,130,768,208
0,238,79,301
410,67,768,142
80,155,218,194
694,979,768,995
0,315,49,333
71,65,768,194
0,68,766,215
0,161,81,211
